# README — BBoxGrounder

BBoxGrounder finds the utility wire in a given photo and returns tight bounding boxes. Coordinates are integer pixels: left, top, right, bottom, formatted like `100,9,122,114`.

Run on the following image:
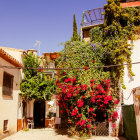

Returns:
0,61,140,70
123,91,133,100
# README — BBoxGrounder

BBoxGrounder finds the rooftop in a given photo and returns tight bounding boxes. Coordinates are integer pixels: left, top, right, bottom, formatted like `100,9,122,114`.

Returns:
0,46,25,52
81,7,104,28
120,1,140,7
0,48,23,67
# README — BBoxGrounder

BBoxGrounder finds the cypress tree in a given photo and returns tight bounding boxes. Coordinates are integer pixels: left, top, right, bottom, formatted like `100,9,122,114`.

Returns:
72,14,79,41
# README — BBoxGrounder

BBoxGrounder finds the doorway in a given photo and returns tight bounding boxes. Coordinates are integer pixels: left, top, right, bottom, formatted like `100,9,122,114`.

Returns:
34,101,45,128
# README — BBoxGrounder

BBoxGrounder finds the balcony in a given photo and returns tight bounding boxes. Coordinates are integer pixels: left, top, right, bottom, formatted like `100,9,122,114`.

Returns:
81,7,104,29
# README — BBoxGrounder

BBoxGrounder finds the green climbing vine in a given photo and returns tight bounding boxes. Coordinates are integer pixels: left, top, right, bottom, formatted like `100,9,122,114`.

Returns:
20,52,56,101
90,0,140,90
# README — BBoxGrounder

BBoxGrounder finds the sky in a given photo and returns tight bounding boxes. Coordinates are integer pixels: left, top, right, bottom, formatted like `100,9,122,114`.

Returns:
0,0,107,55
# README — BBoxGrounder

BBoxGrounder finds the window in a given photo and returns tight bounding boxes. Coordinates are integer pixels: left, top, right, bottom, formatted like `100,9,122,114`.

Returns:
3,120,8,131
2,72,14,96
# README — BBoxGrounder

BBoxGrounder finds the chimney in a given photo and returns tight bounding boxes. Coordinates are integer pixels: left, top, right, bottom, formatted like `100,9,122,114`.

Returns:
27,49,37,56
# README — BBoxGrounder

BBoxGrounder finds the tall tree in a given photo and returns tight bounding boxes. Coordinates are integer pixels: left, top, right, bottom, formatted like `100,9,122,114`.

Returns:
71,14,79,41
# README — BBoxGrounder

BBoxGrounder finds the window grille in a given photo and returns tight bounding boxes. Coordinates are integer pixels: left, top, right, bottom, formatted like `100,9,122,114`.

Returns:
93,122,109,136
2,72,14,96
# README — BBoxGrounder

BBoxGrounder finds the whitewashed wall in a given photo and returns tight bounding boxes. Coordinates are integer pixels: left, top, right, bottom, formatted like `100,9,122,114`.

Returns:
123,39,140,105
0,58,21,139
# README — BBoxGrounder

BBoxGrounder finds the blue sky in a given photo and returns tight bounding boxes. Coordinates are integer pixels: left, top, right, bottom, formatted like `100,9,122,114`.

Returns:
0,0,107,55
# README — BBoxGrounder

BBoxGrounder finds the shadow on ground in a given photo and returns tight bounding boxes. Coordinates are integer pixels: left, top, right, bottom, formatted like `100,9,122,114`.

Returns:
54,127,127,140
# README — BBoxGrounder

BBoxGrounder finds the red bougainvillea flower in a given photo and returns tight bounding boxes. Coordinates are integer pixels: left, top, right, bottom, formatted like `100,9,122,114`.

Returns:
55,79,59,85
70,106,73,110
87,119,91,122
108,118,112,122
67,93,72,98
71,77,77,84
84,65,88,70
87,124,91,129
81,84,88,91
79,120,86,126
100,104,104,107
68,119,72,124
114,98,119,104
71,108,78,116
89,107,94,112
81,95,85,99
77,114,82,118
77,99,84,108
112,123,116,128
107,96,113,101
75,90,79,94
63,72,66,75
90,83,94,87
91,97,95,103
112,111,118,119
92,59,95,63
64,78,72,83
105,79,110,84
38,69,43,72
92,113,96,117
90,79,94,83
60,110,63,114
66,110,70,113
104,95,112,104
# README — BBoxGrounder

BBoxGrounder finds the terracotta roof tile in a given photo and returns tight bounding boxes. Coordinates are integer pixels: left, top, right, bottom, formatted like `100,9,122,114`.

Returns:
0,48,23,68
120,1,140,8
0,46,25,52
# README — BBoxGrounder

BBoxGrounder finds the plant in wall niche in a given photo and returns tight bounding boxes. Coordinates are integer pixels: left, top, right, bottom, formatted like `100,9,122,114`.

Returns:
20,52,56,101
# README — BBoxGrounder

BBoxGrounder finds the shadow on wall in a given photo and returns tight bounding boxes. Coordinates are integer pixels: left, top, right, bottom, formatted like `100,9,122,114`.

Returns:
0,129,16,140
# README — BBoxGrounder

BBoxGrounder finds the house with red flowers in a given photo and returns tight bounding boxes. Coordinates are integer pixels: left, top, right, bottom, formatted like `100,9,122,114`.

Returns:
81,0,140,139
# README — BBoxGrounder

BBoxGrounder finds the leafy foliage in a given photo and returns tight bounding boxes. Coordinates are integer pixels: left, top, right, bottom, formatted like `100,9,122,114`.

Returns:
90,0,139,89
56,41,110,85
55,0,139,136
20,53,55,101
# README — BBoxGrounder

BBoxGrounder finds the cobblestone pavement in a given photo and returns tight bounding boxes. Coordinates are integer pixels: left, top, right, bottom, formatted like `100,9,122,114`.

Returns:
3,128,126,140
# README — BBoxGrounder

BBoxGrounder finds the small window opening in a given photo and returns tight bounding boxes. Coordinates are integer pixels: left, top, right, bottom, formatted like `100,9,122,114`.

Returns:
3,120,8,131
2,72,14,96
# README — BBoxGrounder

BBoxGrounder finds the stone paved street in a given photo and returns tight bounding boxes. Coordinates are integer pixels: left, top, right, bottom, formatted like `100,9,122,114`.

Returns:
2,128,126,140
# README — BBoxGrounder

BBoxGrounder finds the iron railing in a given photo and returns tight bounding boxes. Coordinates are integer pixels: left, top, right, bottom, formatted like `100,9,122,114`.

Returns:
82,7,104,28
